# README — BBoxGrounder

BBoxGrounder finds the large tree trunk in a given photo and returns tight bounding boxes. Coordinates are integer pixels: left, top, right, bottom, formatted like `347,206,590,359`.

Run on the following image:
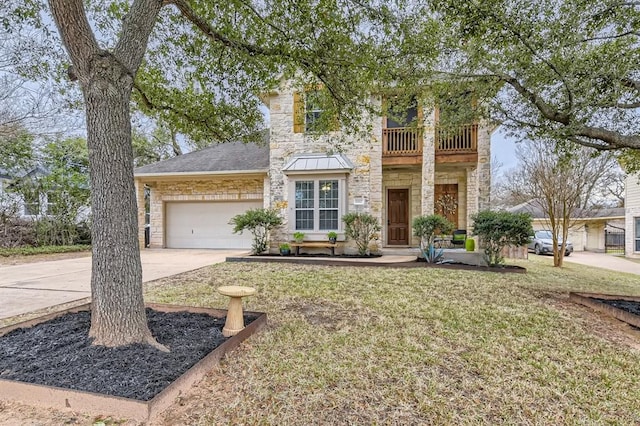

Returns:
49,0,164,348
83,54,162,349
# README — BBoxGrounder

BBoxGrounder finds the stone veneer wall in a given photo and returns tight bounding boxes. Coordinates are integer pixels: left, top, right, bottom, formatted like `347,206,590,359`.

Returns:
267,82,383,252
136,177,264,248
266,82,492,251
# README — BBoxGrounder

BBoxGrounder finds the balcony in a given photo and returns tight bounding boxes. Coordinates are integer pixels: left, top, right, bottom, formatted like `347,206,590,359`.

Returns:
435,124,478,164
382,127,423,166
382,124,479,165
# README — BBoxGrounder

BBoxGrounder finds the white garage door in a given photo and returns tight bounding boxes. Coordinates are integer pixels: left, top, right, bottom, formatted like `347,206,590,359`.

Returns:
165,201,262,249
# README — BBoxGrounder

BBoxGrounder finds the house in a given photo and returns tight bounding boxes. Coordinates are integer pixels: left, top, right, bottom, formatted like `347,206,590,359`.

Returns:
626,173,640,258
508,200,625,252
134,82,493,251
0,166,50,217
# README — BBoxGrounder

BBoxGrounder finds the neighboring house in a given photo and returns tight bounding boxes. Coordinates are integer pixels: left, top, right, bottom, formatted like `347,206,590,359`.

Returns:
626,173,640,258
508,200,625,252
0,168,10,196
134,82,493,251
0,166,51,218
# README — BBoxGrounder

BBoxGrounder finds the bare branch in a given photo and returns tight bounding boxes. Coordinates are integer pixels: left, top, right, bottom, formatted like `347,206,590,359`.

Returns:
572,30,640,44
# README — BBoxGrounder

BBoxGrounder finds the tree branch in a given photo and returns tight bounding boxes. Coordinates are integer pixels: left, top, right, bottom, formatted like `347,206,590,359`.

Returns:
133,82,237,142
572,30,639,44
114,0,164,75
474,3,575,110
166,0,285,58
497,71,571,125
47,0,100,80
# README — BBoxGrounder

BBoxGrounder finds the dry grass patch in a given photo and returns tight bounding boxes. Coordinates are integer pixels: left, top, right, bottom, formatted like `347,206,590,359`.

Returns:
143,258,640,424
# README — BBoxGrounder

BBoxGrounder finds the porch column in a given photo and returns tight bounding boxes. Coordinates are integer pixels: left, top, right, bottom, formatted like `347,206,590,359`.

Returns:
148,183,163,248
134,179,146,249
421,109,436,215
466,167,479,233
477,123,492,211
369,114,384,230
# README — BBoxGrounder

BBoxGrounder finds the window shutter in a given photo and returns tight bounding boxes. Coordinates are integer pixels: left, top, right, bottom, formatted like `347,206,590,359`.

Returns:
293,91,304,133
381,95,392,128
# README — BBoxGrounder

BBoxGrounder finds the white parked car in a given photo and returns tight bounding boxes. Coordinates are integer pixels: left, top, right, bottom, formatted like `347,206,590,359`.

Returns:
528,230,573,256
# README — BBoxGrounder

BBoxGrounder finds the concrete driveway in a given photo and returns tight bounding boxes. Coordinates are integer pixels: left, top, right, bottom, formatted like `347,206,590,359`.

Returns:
562,251,640,275
0,249,245,320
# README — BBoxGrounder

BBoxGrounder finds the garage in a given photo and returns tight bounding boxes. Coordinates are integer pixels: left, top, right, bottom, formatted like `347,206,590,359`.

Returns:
165,201,262,249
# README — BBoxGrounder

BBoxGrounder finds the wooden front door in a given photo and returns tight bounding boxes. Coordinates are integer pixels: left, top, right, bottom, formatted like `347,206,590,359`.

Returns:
388,189,409,245
434,184,459,228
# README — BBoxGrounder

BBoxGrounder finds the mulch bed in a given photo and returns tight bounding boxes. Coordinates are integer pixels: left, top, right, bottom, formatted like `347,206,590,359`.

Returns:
597,299,640,316
228,256,526,273
0,309,256,401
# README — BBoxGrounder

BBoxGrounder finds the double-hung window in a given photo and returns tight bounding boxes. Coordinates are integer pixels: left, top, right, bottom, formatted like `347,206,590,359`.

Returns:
293,178,341,232
635,217,640,252
293,88,338,133
305,91,324,132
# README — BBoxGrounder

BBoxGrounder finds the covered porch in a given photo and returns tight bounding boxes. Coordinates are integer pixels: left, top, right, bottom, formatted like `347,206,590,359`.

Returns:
380,165,478,248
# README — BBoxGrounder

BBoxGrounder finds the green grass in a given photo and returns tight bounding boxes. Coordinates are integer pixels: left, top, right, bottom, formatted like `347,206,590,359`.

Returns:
144,256,640,424
0,245,91,257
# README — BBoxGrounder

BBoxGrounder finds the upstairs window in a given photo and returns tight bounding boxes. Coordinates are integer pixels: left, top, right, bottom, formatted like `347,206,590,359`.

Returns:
304,91,324,132
293,89,338,133
384,95,420,128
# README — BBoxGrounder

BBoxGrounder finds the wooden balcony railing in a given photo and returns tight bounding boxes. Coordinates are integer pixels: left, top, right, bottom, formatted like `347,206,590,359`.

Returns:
435,124,478,153
382,127,423,156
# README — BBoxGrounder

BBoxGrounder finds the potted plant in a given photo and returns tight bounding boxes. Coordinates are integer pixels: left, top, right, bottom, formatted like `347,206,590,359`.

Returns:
293,231,305,243
327,231,338,244
279,242,291,256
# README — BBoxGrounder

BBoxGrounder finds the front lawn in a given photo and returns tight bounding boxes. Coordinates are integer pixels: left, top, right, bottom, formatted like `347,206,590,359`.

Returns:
0,245,91,257
144,257,640,424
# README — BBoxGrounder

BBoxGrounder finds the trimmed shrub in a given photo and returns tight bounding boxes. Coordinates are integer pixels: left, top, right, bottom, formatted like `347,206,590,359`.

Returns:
342,212,381,256
471,210,532,266
412,214,454,263
230,208,283,254
0,245,91,257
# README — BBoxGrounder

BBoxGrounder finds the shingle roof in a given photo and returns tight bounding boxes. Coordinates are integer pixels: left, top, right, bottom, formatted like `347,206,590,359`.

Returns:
134,139,269,176
282,153,354,174
507,200,624,219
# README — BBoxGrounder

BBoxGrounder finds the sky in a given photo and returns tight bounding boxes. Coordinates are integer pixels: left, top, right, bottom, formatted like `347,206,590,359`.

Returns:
490,126,519,173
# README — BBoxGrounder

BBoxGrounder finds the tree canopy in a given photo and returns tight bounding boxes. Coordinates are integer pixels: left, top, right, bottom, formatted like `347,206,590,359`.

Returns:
400,0,640,154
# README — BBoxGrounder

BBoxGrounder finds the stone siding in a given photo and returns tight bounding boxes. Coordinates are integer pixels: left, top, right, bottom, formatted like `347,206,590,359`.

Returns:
267,83,492,250
421,108,436,215
268,83,383,252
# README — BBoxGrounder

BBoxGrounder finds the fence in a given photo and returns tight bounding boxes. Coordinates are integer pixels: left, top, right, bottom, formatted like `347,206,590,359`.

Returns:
605,229,625,254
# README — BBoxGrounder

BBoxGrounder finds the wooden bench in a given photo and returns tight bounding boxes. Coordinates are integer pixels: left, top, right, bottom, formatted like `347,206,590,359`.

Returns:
289,242,341,256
